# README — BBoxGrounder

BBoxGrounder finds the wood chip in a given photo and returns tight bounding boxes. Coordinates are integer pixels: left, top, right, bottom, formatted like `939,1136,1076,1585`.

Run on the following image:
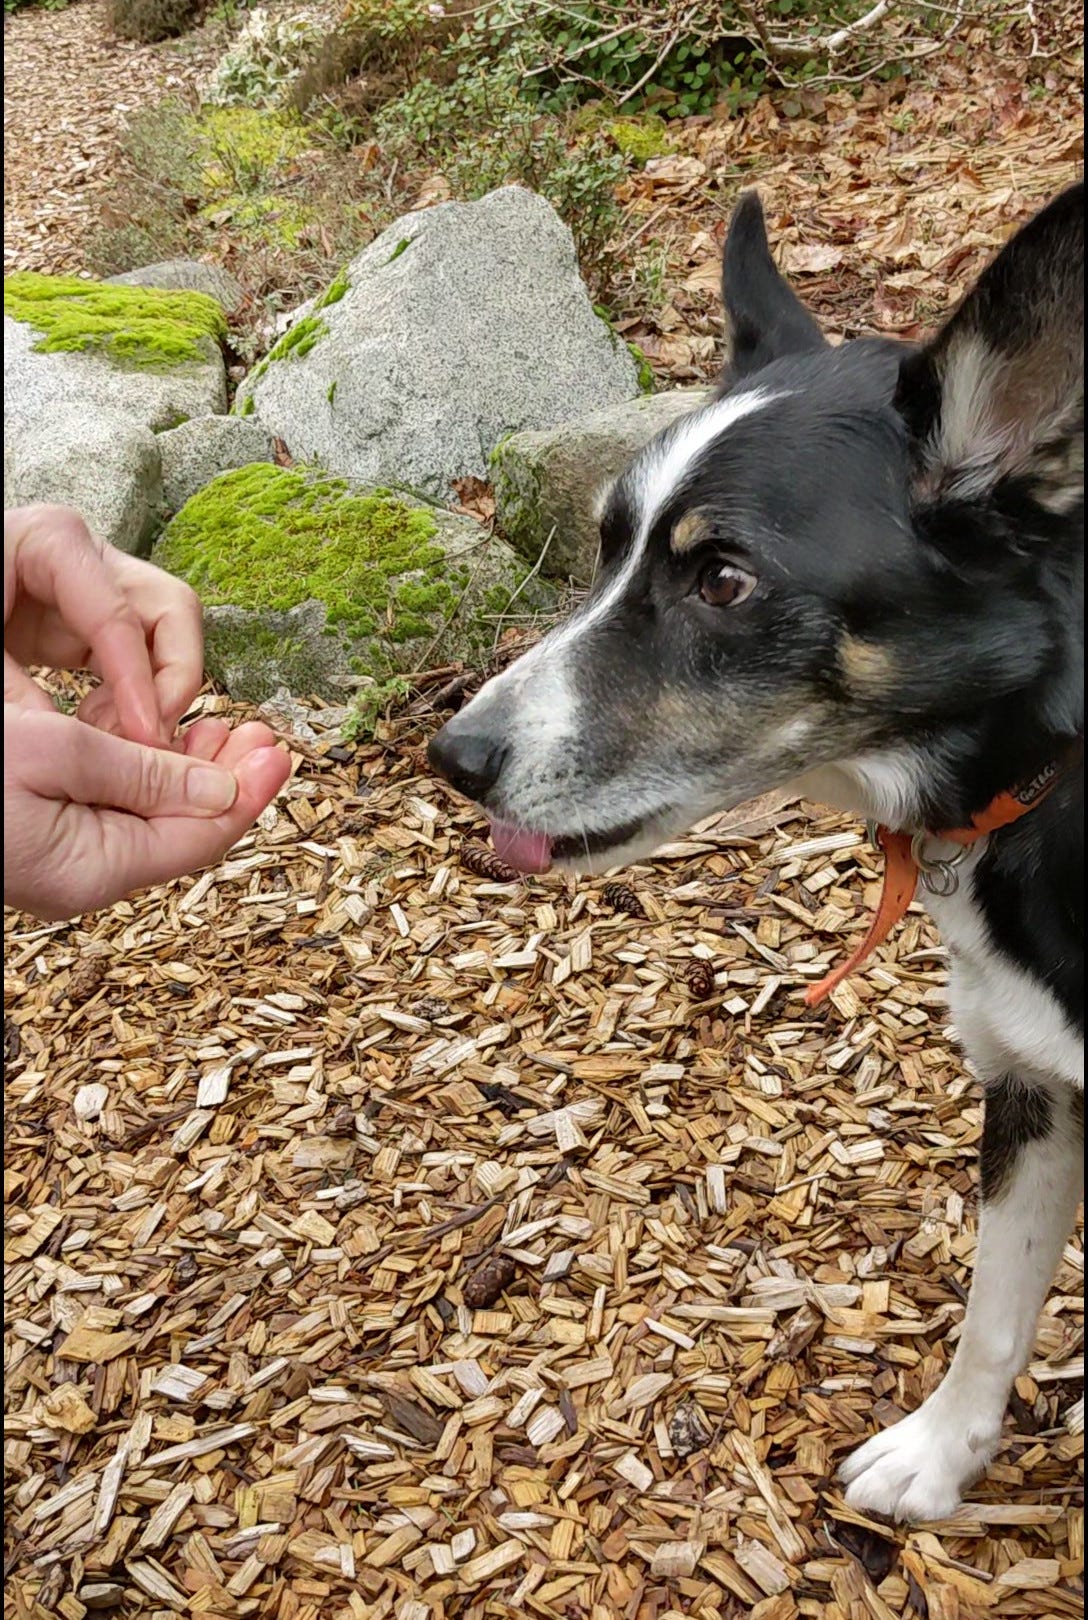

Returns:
4,654,1083,1616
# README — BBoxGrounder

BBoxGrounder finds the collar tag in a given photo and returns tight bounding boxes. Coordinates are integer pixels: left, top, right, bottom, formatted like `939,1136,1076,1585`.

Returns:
803,743,1078,1009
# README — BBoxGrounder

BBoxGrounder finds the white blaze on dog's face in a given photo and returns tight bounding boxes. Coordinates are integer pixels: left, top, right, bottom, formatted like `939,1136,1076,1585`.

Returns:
428,186,1084,872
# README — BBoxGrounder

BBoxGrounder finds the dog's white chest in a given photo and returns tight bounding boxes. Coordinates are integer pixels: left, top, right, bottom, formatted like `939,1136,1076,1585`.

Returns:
925,862,1084,1090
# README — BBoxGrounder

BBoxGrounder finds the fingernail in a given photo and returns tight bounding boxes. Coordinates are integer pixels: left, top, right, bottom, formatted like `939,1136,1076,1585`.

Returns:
237,745,287,785
132,695,162,746
187,766,238,813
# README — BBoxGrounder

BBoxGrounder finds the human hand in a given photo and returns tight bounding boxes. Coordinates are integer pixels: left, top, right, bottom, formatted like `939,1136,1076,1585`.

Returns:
4,705,291,922
5,503,205,746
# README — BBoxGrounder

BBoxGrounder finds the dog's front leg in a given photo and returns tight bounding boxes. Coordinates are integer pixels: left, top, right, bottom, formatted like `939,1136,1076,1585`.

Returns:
840,1077,1082,1522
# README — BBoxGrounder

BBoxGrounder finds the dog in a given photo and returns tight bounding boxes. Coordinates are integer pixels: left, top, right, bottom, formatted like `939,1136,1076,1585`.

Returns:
428,183,1084,1522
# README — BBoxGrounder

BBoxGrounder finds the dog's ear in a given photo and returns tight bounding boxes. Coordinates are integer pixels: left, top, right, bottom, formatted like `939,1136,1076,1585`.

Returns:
895,182,1084,514
721,191,828,379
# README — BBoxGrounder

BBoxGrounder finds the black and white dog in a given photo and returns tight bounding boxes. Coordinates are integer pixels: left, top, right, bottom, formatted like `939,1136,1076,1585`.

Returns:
428,184,1084,1522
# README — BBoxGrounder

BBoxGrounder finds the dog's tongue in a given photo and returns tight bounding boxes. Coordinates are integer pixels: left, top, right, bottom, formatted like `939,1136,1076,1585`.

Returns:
488,819,553,874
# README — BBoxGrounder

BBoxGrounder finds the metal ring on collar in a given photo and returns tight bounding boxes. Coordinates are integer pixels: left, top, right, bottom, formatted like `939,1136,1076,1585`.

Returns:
910,831,967,897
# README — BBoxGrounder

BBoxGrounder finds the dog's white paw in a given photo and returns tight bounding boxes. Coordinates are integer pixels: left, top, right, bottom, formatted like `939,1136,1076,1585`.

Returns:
840,1401,1000,1523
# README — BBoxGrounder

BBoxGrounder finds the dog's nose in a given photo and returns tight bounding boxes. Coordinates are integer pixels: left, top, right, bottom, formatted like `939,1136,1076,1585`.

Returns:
427,722,508,803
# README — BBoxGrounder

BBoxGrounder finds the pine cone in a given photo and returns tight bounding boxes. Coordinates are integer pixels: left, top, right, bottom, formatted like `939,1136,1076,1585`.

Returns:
326,1105,357,1137
4,1018,21,1066
668,1400,711,1459
57,955,109,1007
601,881,646,919
462,1251,518,1309
460,842,519,883
686,959,716,1001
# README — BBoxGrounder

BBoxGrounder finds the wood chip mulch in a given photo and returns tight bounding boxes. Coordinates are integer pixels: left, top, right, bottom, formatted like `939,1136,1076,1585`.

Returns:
3,0,221,277
4,682,1083,1619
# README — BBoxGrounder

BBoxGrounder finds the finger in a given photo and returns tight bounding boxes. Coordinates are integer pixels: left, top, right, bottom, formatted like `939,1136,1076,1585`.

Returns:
5,651,57,714
76,684,125,736
7,508,163,745
144,580,205,731
181,718,232,761
83,745,292,897
196,720,284,773
22,710,240,819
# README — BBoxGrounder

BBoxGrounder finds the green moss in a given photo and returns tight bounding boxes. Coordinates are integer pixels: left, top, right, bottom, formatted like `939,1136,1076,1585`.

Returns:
203,619,331,703
605,116,672,164
268,314,328,362
326,379,338,405
387,238,411,264
627,341,655,394
156,465,458,648
3,272,226,371
316,269,350,308
243,312,330,394
482,582,516,617
238,393,256,416
592,301,623,353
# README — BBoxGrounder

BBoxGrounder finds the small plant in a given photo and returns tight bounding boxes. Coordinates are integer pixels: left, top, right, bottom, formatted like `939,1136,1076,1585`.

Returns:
107,0,203,43
88,98,367,308
341,675,414,742
204,8,324,107
605,115,672,164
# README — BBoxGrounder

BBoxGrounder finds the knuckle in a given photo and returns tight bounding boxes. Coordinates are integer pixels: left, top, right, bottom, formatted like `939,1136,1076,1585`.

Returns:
136,745,174,808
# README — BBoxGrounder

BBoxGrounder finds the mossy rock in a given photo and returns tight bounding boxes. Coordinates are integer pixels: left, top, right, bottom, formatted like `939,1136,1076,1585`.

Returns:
3,272,227,372
236,268,351,398
153,464,556,703
491,388,712,585
232,187,641,498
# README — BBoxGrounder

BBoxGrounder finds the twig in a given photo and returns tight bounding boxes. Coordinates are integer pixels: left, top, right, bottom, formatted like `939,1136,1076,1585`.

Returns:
487,523,558,655
360,1195,505,1270
615,9,696,107
358,1157,574,1270
826,0,895,55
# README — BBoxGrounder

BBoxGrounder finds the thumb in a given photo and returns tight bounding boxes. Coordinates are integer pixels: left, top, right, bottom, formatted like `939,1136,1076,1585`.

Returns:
25,711,239,818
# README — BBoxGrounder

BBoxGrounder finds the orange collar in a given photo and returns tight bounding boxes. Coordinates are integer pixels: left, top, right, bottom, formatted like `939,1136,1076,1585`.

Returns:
805,744,1080,1008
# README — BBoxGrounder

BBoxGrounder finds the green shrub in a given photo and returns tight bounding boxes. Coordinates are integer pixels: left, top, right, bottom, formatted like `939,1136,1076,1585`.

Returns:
107,0,203,42
5,0,70,14
375,56,624,291
87,99,368,316
205,7,324,107
434,1,755,118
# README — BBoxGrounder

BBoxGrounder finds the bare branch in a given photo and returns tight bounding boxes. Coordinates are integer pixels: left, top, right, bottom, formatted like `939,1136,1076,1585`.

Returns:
826,0,894,54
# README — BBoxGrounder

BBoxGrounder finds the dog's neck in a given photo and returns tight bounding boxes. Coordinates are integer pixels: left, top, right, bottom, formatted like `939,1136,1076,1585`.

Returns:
799,749,936,832
801,719,1080,835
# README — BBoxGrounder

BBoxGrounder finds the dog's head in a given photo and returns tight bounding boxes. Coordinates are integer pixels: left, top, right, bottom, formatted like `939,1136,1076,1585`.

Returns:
430,185,1084,872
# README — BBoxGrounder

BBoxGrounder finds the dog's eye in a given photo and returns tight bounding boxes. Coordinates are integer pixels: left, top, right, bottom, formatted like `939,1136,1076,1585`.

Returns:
697,560,756,607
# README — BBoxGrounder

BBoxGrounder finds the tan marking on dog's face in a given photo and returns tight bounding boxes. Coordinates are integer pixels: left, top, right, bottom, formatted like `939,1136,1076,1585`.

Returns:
670,508,714,556
839,634,898,698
